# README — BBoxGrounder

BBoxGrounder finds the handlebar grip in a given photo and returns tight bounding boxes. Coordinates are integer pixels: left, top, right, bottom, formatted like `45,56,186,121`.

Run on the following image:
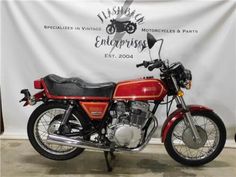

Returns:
148,62,162,71
136,63,144,68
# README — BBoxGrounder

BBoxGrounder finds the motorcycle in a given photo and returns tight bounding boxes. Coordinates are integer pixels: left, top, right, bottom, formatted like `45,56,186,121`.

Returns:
20,33,226,171
106,19,137,34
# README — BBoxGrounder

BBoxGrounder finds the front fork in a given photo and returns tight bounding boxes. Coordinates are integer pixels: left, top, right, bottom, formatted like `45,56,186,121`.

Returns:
171,76,202,143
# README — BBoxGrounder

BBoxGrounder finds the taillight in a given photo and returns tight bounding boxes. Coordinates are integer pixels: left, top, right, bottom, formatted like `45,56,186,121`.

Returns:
34,79,43,89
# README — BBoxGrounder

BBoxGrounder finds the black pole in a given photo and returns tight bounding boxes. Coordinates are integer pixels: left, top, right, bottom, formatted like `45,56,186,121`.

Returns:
0,87,4,135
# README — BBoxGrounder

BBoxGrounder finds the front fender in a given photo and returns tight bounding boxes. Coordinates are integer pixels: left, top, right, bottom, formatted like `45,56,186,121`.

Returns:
161,105,213,142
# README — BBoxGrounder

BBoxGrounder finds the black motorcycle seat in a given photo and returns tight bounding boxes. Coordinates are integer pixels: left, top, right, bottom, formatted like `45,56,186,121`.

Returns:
43,74,116,98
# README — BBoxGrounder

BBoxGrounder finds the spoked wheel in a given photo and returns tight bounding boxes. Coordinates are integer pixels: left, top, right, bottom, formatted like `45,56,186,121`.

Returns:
106,24,116,34
27,102,85,160
126,23,136,34
164,111,226,166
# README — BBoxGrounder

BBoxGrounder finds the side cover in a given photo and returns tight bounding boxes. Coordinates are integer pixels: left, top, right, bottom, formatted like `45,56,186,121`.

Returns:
80,102,109,120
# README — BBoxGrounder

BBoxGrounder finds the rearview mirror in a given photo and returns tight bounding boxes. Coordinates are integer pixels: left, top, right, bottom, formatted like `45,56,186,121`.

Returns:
147,33,157,49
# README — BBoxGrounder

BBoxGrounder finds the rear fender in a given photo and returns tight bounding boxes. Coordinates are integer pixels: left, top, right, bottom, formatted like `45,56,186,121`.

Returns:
161,105,213,142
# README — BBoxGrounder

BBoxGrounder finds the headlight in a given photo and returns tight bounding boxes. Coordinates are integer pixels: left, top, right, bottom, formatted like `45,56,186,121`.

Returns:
169,62,192,89
183,69,192,89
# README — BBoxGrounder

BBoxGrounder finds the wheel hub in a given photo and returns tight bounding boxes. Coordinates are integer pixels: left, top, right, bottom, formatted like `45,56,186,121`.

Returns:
48,115,70,134
48,120,61,134
182,125,208,149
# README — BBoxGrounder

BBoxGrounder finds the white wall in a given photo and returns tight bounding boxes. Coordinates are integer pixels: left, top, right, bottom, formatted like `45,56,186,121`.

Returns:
1,0,236,138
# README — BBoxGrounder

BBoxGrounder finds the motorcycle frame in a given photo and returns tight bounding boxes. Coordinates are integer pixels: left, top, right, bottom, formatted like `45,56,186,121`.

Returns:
57,99,161,137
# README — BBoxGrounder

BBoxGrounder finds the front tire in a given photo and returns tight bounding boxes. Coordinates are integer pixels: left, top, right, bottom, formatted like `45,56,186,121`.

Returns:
27,102,85,160
164,111,226,166
126,23,136,34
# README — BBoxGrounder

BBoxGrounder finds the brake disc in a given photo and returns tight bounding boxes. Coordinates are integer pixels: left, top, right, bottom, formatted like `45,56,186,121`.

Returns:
182,125,208,149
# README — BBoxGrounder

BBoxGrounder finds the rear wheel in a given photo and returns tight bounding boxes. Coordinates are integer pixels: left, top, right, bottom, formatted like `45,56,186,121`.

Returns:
27,102,85,160
164,111,226,166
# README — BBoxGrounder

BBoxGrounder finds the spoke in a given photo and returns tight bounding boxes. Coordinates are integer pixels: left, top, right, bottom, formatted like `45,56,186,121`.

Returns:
55,145,61,151
193,117,200,127
39,131,48,136
173,133,182,140
39,121,48,132
203,118,209,130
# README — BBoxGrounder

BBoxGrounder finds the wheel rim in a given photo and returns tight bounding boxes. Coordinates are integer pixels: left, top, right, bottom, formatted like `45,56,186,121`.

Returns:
107,25,115,34
171,115,220,160
126,24,135,33
33,108,81,155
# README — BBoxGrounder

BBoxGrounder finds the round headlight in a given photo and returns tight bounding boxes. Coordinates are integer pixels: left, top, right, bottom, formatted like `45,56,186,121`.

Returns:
183,69,192,89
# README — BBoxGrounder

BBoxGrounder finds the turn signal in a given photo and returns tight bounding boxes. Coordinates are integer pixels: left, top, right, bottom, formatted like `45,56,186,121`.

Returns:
177,90,184,97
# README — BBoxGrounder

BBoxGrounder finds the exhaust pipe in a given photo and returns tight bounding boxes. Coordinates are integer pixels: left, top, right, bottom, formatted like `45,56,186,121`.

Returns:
47,134,110,151
47,115,158,152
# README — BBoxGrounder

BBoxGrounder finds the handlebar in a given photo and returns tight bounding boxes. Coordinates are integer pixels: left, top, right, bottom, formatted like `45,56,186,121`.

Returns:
136,61,152,68
136,63,144,68
136,59,163,71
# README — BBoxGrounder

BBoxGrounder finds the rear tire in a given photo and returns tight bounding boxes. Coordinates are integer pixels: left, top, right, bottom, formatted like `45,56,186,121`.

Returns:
106,24,115,34
27,102,85,160
164,111,226,166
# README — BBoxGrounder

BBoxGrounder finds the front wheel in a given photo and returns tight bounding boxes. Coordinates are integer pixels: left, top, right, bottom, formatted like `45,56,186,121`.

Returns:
164,111,226,166
126,23,136,34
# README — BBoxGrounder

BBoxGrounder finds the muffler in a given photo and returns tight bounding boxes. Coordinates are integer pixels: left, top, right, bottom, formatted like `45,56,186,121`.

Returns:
47,134,110,151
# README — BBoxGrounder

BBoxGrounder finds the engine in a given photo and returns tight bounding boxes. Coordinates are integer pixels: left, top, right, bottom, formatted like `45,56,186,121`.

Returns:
107,101,151,148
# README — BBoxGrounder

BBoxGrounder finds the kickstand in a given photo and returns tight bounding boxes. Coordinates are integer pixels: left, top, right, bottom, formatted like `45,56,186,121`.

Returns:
104,151,116,172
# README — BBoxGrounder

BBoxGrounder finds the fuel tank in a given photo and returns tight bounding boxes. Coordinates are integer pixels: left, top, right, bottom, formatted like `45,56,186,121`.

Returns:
113,78,167,101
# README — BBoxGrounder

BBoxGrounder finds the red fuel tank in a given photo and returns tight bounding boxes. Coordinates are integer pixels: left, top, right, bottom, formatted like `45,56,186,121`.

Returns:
113,78,167,101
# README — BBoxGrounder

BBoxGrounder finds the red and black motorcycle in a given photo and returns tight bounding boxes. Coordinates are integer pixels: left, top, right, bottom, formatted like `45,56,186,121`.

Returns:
20,33,226,171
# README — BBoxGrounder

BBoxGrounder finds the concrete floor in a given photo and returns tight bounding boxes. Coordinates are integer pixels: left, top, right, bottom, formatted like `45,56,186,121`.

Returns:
0,140,236,177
